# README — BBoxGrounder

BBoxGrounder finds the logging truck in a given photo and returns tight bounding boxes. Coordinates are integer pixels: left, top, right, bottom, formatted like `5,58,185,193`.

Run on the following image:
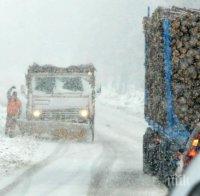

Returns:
143,7,200,189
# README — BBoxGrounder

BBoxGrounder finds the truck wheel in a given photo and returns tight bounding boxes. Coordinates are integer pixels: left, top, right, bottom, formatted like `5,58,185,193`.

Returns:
143,134,151,174
9,132,14,138
143,128,153,174
5,129,14,138
6,126,20,138
143,128,161,176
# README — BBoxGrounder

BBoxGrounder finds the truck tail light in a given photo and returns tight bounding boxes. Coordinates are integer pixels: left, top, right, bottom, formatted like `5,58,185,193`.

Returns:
188,149,198,158
192,139,199,147
184,134,200,168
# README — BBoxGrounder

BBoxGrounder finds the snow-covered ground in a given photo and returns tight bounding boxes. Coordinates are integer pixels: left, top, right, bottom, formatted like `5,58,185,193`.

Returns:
0,92,167,196
100,86,144,116
0,106,61,178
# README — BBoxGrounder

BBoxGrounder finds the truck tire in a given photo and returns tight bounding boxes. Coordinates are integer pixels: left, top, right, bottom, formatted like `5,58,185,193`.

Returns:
5,129,15,138
143,128,161,176
8,132,14,138
143,134,149,174
143,128,153,174
5,129,8,136
6,125,21,138
5,128,14,138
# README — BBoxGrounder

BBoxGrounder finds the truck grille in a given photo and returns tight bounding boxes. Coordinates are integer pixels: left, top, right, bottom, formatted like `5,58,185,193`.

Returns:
40,109,82,122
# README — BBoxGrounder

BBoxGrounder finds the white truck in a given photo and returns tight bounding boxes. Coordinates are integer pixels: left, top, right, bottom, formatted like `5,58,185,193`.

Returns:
17,63,96,141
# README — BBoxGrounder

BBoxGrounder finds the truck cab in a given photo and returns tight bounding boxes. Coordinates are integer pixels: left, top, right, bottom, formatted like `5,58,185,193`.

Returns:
18,64,96,141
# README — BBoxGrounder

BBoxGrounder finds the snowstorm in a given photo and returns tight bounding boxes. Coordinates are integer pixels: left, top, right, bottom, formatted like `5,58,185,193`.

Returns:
0,0,200,196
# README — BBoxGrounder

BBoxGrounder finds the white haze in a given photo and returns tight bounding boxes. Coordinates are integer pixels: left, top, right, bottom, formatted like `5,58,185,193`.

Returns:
0,0,199,100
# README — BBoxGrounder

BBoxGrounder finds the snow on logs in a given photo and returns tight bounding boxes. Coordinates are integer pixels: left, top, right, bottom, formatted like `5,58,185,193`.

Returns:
143,7,200,130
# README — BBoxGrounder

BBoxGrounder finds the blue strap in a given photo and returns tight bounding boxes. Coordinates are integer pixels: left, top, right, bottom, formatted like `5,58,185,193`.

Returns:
145,19,190,145
163,19,175,129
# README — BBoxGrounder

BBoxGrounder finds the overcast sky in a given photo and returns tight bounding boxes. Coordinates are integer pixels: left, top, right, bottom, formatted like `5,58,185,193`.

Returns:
0,0,199,96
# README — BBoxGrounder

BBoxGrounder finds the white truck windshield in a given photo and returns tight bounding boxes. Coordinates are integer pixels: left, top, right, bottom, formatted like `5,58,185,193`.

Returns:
33,76,91,95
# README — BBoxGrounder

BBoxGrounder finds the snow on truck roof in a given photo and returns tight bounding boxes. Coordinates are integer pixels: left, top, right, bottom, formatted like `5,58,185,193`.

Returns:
27,63,96,75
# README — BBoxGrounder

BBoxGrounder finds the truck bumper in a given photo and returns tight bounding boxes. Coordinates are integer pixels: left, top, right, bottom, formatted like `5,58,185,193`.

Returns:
17,120,91,139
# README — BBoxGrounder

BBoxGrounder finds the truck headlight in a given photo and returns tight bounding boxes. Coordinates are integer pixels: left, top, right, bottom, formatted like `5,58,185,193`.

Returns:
79,109,89,118
33,110,41,118
88,71,92,76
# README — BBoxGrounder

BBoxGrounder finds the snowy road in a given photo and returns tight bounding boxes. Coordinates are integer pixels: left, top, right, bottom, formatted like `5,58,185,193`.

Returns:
0,100,167,196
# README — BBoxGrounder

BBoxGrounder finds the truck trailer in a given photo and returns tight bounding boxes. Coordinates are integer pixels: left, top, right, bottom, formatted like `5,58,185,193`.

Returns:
143,7,200,188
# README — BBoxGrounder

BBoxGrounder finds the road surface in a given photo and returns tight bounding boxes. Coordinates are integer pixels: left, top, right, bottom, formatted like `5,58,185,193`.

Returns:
0,100,167,196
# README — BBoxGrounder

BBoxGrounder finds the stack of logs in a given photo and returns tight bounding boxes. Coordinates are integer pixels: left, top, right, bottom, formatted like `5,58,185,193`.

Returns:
144,7,200,130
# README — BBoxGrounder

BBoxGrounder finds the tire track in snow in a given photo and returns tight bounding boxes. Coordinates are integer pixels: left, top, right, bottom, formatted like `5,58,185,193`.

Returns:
87,102,166,196
87,137,117,196
87,103,141,196
0,143,68,196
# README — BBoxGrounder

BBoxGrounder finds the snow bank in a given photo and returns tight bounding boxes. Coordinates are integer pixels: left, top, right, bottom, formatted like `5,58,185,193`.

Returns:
0,105,58,177
0,135,60,177
99,86,144,117
0,136,36,176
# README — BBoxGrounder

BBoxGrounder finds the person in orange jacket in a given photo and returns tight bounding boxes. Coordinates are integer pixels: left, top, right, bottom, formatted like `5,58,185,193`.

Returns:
5,86,22,136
